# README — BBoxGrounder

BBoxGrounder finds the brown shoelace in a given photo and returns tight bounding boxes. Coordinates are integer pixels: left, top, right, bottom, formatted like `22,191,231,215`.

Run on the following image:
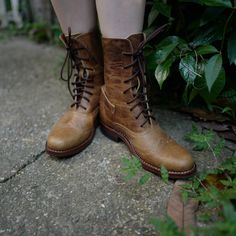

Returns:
122,24,169,127
60,27,95,109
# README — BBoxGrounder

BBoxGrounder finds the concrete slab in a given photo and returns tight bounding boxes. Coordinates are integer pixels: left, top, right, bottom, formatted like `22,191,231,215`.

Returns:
0,37,69,181
0,128,173,236
0,36,231,236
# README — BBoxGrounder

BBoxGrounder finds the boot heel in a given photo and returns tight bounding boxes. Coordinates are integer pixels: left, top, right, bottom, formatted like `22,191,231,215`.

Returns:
101,124,120,142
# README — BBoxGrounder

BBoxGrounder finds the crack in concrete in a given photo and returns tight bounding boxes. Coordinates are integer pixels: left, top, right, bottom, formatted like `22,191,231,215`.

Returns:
0,150,45,184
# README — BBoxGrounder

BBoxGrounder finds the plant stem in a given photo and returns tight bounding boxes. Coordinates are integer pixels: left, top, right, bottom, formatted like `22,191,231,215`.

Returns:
220,9,235,52
206,140,218,165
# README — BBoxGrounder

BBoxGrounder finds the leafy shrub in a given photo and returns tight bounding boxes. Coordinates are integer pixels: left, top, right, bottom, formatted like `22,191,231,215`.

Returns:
145,0,236,111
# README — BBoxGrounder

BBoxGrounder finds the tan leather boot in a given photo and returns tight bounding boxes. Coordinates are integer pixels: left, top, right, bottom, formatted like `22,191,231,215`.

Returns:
46,28,103,157
99,30,196,178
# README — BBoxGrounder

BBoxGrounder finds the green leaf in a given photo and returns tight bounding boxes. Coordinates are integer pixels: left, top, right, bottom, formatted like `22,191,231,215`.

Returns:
200,68,225,103
199,0,232,8
196,61,207,79
195,45,218,55
149,217,184,236
220,89,236,103
221,107,235,118
213,139,225,157
139,173,152,185
205,54,222,92
191,24,223,47
161,166,169,183
227,32,236,65
153,1,171,18
148,5,159,27
185,124,214,151
179,55,197,84
223,203,236,220
145,48,159,71
143,26,156,38
155,36,185,63
189,88,199,104
155,57,174,89
199,8,225,27
121,156,142,180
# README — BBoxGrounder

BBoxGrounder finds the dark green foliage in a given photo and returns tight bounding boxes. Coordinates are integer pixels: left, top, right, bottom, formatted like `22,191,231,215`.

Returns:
227,32,236,65
145,0,236,109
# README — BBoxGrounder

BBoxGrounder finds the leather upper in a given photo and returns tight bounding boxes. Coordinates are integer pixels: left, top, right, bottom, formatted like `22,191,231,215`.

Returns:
47,31,103,152
100,34,195,173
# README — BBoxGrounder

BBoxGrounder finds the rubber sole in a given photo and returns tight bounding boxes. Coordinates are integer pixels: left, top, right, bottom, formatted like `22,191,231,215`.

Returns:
46,128,95,158
100,122,196,179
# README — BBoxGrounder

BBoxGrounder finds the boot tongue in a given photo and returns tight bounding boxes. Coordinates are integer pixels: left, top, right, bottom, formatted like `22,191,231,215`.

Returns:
73,31,102,66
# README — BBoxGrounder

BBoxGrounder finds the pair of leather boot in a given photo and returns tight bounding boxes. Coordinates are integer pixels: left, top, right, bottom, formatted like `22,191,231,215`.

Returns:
46,28,196,179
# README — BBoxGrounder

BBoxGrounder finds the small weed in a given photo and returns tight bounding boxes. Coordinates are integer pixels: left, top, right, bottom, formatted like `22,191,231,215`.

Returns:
161,165,169,183
150,216,185,236
121,156,152,185
185,124,225,162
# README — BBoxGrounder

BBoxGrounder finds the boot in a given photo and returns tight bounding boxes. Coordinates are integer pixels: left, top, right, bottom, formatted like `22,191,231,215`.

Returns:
46,28,103,157
99,29,196,178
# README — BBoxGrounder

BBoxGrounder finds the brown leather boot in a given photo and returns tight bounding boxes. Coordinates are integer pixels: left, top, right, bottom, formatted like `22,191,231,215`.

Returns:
99,30,196,178
46,28,103,157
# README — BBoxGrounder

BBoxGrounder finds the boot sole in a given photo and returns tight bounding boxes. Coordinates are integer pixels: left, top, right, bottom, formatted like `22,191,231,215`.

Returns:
100,122,196,179
45,128,95,158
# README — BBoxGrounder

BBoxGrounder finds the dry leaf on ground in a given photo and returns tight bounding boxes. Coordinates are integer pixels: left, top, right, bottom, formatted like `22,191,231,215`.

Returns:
167,181,199,236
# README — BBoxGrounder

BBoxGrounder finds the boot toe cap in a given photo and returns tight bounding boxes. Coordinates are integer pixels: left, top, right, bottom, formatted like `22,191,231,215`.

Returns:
168,150,195,173
46,127,90,153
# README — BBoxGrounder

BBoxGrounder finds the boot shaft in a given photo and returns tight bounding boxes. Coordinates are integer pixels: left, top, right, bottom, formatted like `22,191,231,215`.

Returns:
102,34,144,103
60,30,103,75
101,34,155,131
60,30,104,112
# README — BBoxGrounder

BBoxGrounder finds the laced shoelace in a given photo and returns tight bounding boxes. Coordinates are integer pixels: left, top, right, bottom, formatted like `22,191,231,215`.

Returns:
122,24,169,127
60,27,96,109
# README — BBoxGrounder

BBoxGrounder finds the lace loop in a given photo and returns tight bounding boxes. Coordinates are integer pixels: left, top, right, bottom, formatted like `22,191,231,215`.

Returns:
123,24,169,127
60,27,94,109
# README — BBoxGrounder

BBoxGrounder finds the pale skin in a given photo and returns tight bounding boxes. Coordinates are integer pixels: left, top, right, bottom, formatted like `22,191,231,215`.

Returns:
50,0,146,38
50,0,97,35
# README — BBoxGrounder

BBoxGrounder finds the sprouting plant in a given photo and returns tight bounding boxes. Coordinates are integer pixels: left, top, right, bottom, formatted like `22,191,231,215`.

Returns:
185,124,225,162
121,156,152,185
121,156,170,185
161,165,169,183
150,216,185,236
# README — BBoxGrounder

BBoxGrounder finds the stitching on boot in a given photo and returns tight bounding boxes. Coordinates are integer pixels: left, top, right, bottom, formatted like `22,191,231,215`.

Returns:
101,87,115,115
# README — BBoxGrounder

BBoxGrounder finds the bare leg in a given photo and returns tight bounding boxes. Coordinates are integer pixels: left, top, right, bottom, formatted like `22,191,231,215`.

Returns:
95,0,146,38
50,0,97,35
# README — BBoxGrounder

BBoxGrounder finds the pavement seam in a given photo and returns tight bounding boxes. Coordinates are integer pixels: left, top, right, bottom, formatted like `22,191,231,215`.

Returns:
0,149,45,184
